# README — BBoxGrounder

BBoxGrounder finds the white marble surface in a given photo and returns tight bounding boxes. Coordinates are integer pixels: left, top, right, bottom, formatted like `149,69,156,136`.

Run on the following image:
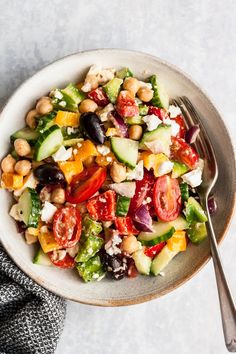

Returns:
0,1,235,353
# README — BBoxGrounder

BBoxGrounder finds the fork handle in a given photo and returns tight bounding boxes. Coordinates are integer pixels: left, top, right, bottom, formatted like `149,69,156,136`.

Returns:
205,207,236,352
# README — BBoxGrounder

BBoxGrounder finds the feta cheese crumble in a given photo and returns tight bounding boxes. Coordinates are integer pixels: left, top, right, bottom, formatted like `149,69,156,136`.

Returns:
145,140,170,156
97,145,110,156
41,201,57,223
168,104,182,118
54,90,63,100
14,173,38,197
139,81,153,89
52,146,72,162
181,168,202,188
126,160,144,181
98,103,114,122
105,232,122,256
163,117,180,137
157,161,174,176
142,114,162,131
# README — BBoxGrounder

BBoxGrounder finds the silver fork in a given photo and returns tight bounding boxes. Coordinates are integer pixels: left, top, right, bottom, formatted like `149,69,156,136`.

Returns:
172,96,236,352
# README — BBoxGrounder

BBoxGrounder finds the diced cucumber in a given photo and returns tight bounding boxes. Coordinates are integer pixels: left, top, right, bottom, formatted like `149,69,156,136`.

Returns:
34,125,63,161
75,235,104,263
126,116,144,125
180,183,189,202
116,196,131,217
138,223,175,246
33,248,52,266
188,222,207,244
111,137,138,169
151,245,178,275
103,78,123,104
132,248,152,275
62,83,85,105
36,111,57,134
10,127,39,144
76,254,105,282
172,161,189,178
149,75,169,110
18,187,41,228
116,67,133,79
139,104,149,116
139,124,172,155
185,197,208,223
169,215,189,230
63,138,83,147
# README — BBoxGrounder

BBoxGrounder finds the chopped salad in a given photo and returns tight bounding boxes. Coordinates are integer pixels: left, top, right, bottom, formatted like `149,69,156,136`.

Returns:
1,65,210,282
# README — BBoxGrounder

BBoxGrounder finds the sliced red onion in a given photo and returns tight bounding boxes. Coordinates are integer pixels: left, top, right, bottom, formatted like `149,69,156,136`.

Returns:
109,111,128,137
133,204,153,232
208,196,217,214
185,125,200,144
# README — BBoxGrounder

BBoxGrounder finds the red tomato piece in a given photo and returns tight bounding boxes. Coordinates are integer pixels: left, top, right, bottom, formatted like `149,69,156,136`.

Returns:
171,137,199,169
172,115,186,139
87,190,116,221
153,175,181,222
144,242,166,258
87,87,109,107
129,170,155,216
53,206,82,248
66,166,107,204
148,106,168,119
116,91,139,117
48,251,75,269
114,217,139,235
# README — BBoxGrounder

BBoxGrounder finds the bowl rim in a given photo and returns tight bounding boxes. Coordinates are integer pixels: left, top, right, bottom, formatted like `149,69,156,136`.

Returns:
0,48,235,307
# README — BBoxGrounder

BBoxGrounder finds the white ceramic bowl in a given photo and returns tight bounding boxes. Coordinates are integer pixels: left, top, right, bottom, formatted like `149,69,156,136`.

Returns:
0,49,235,306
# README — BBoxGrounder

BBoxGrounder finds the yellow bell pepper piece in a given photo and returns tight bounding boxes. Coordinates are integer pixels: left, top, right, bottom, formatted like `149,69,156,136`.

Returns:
58,160,83,184
105,128,118,137
1,173,24,190
73,140,98,162
167,231,187,252
95,152,115,167
140,152,169,177
55,110,80,127
38,231,62,253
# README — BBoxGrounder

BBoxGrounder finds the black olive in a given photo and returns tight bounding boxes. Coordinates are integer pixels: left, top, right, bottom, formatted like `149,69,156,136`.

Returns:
80,112,105,144
102,253,127,280
34,164,65,185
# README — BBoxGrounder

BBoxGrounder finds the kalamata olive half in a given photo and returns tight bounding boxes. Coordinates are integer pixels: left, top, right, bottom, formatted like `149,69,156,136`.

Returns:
34,164,65,185
80,112,105,144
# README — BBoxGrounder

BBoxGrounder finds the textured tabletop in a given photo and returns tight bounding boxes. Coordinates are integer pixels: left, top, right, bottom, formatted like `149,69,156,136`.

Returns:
0,1,235,353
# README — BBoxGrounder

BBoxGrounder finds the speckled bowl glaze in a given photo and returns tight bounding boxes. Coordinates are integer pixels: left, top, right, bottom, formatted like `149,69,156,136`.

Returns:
0,49,235,306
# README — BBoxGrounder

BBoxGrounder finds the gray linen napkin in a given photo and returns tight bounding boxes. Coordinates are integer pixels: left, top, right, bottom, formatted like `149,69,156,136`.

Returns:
0,245,66,354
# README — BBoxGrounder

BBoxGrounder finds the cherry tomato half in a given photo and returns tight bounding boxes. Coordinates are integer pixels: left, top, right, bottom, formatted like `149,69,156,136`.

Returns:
66,166,107,204
171,137,199,169
153,175,181,222
48,251,75,269
116,91,139,118
53,206,82,248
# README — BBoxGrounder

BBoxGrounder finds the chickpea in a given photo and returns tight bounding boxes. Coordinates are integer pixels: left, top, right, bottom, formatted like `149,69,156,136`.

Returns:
121,235,140,254
36,97,53,115
123,77,140,96
14,138,31,157
83,156,95,168
1,154,16,173
85,75,99,90
25,230,38,244
110,162,126,183
51,187,65,204
129,125,143,140
79,99,98,113
14,160,31,176
25,109,38,129
137,87,153,102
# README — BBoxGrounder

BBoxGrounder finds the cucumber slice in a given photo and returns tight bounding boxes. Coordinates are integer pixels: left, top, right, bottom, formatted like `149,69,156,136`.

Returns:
36,111,56,134
116,196,131,217
62,83,85,105
103,78,123,104
10,127,39,144
139,104,149,116
180,182,189,202
185,197,208,223
116,67,133,79
149,75,169,109
169,215,189,230
126,116,144,125
34,125,63,161
171,161,189,178
18,187,41,228
151,245,178,275
138,223,175,246
188,222,207,244
111,137,138,169
132,248,152,275
33,248,52,266
139,124,172,155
